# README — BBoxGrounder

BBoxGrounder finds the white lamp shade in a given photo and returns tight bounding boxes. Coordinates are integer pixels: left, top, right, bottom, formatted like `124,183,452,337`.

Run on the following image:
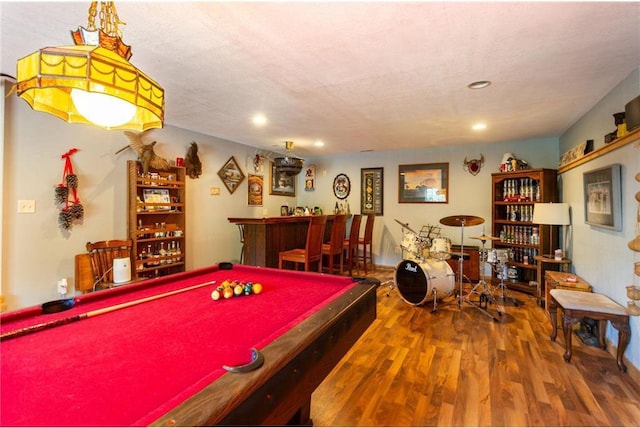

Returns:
532,203,570,225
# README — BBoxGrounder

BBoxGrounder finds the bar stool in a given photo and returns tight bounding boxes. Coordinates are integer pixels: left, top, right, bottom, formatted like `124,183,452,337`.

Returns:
279,215,327,272
358,215,375,274
321,214,347,275
343,214,362,276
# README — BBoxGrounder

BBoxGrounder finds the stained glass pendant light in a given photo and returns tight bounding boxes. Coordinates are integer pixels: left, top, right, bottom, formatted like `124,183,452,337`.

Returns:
274,141,304,176
16,2,164,131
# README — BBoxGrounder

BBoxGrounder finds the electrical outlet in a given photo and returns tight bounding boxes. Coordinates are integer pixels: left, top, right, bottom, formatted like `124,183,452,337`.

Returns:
210,187,220,195
17,200,36,213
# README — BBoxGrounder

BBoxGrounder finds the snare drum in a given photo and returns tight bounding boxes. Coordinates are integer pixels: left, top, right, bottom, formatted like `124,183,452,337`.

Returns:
430,237,451,260
395,259,455,305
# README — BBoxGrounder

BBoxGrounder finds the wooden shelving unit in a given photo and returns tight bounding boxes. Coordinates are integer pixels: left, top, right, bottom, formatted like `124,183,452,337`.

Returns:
491,168,558,299
127,160,186,280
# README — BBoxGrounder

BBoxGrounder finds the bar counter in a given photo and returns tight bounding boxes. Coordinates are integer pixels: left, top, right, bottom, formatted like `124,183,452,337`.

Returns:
228,215,341,268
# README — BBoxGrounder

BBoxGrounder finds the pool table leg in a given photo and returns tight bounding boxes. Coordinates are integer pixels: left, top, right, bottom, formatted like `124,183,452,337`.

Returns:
288,399,312,426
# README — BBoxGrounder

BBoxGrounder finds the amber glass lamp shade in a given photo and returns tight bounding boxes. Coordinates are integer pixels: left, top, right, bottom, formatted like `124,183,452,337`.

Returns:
16,44,164,131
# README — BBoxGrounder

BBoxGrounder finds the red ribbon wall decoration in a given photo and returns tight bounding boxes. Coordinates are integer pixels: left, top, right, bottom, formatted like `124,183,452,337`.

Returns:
55,148,84,230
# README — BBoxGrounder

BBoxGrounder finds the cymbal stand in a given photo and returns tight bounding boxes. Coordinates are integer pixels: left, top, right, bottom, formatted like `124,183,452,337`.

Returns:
454,220,499,322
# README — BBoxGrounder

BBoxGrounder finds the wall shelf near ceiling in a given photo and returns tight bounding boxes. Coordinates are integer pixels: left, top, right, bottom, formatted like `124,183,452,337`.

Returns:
558,127,640,174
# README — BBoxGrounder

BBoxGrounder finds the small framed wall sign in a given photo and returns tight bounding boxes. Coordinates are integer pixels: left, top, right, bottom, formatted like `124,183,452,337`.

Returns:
217,156,245,194
583,163,622,231
304,164,316,191
247,174,263,206
361,167,383,215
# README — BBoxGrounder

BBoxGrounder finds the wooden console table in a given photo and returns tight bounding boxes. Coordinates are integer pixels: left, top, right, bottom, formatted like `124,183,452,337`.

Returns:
544,270,592,316
548,288,630,372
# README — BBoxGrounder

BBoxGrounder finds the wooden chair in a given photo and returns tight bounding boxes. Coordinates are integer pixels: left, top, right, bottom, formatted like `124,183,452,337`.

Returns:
321,214,348,275
86,239,133,290
279,216,327,272
343,214,362,276
358,215,375,274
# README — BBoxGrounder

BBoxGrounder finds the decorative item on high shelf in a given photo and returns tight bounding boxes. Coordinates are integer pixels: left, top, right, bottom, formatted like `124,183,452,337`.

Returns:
499,153,528,172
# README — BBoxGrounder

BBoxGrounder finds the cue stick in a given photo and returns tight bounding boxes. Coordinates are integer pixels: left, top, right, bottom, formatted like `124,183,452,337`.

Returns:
0,280,216,342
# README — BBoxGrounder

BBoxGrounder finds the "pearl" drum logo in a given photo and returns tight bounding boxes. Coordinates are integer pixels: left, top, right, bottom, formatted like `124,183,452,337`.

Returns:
405,263,418,273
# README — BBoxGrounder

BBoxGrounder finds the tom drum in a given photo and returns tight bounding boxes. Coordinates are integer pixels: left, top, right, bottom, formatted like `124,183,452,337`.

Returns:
395,259,455,306
487,248,512,264
401,231,430,259
430,237,451,260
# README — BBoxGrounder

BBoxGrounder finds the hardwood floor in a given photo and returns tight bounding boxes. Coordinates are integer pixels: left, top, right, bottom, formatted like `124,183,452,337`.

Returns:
311,267,640,426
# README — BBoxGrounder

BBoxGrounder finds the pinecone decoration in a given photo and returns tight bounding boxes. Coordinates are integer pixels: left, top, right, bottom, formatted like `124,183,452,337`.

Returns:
66,173,78,189
69,203,84,220
58,209,73,230
54,186,68,205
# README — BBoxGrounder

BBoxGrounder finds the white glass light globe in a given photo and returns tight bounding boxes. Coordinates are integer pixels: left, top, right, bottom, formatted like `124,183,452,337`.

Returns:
71,89,136,128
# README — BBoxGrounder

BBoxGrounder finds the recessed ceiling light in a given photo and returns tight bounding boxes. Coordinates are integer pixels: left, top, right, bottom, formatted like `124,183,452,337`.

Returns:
252,114,267,126
472,123,487,131
468,80,491,89
314,140,324,147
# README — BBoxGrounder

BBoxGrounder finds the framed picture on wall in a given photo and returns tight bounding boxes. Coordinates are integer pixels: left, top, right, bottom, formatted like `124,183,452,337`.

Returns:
398,163,448,203
361,167,383,215
270,162,296,197
247,174,263,206
217,156,245,194
583,163,622,231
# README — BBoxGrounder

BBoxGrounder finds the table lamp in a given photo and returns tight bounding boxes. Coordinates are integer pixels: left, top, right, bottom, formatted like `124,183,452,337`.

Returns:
532,202,571,258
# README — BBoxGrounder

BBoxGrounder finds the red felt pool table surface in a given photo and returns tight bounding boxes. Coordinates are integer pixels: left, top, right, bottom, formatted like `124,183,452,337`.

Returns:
0,264,378,426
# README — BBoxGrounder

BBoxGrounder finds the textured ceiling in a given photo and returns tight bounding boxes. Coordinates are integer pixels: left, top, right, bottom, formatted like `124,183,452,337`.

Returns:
2,2,639,157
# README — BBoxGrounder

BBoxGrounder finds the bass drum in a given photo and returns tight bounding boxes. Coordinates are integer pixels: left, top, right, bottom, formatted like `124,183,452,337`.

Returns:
395,259,455,306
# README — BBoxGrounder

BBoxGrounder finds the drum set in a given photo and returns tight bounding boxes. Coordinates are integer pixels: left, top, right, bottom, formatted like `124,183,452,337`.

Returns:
391,215,518,320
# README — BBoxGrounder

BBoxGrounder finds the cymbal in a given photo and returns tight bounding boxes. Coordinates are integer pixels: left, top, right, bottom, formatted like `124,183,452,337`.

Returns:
439,215,484,227
471,234,500,241
394,219,417,234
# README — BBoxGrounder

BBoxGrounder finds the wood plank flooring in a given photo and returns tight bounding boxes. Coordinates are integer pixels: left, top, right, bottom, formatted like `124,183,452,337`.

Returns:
311,268,640,426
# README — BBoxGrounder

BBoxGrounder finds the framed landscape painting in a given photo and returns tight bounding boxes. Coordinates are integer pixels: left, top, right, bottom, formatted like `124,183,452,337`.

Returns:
398,163,448,203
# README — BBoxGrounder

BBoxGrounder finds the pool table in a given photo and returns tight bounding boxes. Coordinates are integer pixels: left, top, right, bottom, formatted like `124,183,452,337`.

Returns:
0,264,378,426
